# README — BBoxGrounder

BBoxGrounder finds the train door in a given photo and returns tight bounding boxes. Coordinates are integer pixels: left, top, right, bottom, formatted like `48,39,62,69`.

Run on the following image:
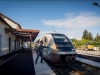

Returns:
8,38,11,53
44,37,47,46
44,37,51,54
0,35,1,56
16,40,18,50
44,37,48,54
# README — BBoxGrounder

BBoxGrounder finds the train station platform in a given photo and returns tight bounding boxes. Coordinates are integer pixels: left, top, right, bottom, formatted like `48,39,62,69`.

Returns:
76,50,100,68
0,49,35,75
76,57,100,68
0,50,21,65
76,50,100,56
32,50,56,75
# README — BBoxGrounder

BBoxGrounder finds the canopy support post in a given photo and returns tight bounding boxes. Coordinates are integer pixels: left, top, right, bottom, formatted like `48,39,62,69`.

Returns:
30,33,32,54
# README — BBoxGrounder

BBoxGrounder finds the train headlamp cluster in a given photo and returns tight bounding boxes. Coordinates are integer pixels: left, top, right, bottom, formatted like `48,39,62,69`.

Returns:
72,48,75,51
57,49,63,51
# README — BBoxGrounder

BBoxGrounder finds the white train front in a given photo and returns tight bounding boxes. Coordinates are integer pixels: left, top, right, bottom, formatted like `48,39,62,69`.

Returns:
35,33,77,63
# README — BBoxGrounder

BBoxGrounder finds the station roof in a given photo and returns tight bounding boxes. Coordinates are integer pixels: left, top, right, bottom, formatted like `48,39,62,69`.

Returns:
5,28,39,42
0,13,22,28
0,13,39,42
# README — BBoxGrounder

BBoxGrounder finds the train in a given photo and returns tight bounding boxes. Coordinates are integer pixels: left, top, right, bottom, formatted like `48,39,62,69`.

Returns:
35,33,77,64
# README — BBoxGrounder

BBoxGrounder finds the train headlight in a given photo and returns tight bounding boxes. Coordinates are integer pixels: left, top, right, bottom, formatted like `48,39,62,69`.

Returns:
72,48,75,51
57,49,63,52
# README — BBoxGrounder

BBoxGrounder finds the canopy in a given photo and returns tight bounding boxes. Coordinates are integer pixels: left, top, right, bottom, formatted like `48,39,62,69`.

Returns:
5,28,39,42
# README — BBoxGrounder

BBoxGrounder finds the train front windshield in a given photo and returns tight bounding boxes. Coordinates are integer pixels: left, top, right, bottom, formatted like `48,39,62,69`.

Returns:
52,34,74,51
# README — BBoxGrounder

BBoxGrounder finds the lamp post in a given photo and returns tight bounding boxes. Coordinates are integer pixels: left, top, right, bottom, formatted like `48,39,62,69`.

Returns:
93,2,100,7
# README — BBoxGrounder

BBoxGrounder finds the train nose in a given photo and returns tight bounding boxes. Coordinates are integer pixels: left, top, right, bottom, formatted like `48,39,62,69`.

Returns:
65,56,70,62
65,55,76,62
72,55,76,60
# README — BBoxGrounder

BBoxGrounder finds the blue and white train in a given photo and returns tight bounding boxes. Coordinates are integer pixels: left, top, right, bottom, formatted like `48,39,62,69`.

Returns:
35,33,77,63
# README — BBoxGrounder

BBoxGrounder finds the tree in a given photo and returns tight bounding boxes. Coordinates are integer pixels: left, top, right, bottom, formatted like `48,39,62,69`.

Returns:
88,32,93,41
72,38,77,43
94,33,100,42
72,38,78,48
82,30,88,40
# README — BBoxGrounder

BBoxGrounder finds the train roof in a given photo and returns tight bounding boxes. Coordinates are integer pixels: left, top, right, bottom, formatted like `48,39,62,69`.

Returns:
35,33,66,42
46,33,64,35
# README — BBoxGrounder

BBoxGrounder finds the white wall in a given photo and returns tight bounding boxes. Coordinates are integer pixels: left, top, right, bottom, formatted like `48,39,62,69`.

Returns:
23,42,28,48
0,20,21,56
16,39,21,51
19,39,22,50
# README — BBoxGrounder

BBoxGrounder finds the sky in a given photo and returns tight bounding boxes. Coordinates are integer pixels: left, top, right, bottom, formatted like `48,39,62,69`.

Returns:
0,0,100,41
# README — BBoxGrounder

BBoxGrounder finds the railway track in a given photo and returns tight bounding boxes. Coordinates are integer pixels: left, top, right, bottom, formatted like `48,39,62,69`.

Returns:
44,60,84,75
45,59,100,75
70,60,100,75
51,64,84,75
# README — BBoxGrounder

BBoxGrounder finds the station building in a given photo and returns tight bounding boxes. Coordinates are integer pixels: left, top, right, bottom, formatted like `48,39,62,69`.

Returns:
0,13,39,56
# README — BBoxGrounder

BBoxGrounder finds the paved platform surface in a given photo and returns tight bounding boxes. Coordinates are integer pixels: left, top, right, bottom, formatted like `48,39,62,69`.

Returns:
32,50,55,75
0,50,21,64
76,57,100,68
0,49,35,75
76,50,100,69
77,54,100,63
76,50,100,56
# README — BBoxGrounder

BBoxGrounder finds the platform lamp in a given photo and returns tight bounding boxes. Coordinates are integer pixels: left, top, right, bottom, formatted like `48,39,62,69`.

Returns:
93,2,100,7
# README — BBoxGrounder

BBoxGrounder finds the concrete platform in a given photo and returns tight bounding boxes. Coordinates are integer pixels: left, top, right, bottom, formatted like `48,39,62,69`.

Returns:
76,50,100,57
32,50,55,75
76,57,100,68
0,49,35,75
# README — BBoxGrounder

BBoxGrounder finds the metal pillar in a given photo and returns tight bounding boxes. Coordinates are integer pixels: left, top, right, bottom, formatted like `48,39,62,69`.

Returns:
30,33,32,54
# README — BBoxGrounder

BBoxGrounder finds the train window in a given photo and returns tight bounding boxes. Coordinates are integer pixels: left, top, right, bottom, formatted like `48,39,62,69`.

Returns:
52,34,69,42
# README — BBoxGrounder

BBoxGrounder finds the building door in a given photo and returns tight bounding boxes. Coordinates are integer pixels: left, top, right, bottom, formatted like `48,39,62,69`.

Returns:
15,40,16,51
0,35,1,56
9,38,11,53
18,41,20,50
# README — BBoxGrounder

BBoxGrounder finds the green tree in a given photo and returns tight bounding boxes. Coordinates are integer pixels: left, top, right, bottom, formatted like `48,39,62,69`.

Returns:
82,30,88,40
72,38,77,43
88,32,93,41
72,38,78,48
94,33,100,42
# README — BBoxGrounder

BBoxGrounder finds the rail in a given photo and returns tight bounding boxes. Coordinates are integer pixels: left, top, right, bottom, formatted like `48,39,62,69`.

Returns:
45,58,100,75
44,59,85,75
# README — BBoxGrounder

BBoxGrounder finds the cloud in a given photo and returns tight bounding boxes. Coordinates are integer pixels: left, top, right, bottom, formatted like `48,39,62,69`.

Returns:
35,29,83,41
39,12,100,40
42,12,100,29
58,29,83,40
